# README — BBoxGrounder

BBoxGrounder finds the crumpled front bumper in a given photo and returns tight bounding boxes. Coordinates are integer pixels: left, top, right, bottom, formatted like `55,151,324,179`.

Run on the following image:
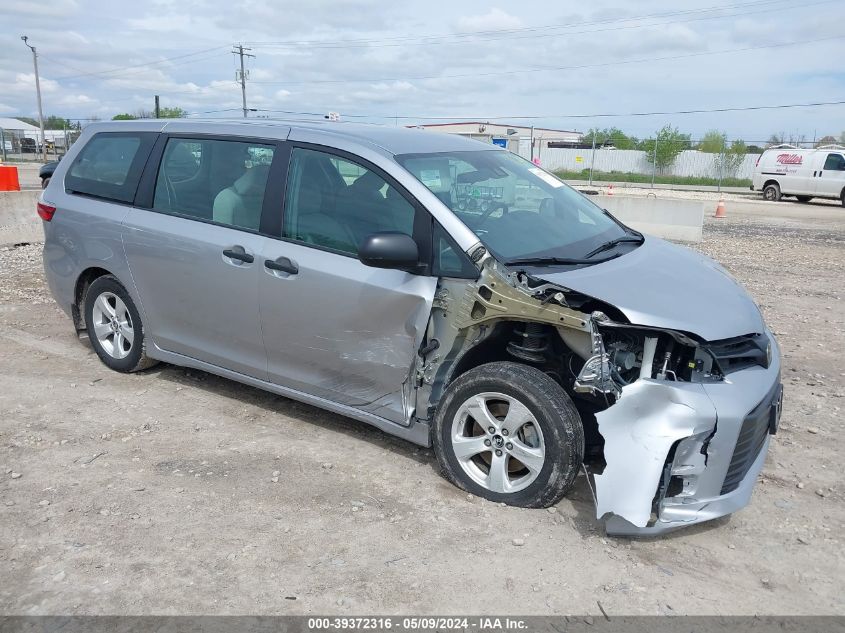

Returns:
595,333,782,536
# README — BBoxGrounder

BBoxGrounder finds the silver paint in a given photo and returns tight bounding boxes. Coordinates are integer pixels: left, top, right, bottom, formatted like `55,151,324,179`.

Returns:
534,236,765,341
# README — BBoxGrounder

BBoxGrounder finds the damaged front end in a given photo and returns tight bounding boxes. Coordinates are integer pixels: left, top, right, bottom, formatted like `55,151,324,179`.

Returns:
418,250,783,536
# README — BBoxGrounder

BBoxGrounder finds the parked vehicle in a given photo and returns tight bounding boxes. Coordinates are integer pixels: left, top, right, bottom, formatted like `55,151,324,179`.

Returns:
20,137,37,153
752,144,845,205
39,120,782,535
40,160,59,188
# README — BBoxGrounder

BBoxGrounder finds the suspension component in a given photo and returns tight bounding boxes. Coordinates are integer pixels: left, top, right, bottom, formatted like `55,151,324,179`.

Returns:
507,323,549,363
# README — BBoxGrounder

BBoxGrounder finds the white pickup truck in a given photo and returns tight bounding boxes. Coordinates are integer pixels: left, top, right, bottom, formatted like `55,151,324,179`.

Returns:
752,145,845,206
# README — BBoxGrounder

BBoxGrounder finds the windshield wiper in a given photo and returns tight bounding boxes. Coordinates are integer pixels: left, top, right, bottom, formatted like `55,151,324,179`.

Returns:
504,253,622,267
583,235,644,259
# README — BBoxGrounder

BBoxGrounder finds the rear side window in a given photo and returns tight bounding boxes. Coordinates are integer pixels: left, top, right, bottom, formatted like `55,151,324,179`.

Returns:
152,137,275,232
66,132,156,203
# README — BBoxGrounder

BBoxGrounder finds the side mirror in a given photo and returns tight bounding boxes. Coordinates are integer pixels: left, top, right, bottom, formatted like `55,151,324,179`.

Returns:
358,232,419,270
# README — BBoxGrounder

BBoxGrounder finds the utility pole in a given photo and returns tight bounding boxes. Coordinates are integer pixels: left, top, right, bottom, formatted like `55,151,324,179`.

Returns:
21,35,46,162
233,44,255,118
154,95,160,118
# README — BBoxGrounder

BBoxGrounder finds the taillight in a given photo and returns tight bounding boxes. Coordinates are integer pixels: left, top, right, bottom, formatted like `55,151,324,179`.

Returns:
37,201,56,221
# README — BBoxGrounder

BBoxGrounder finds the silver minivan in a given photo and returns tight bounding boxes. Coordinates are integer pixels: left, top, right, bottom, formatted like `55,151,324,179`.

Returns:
40,119,783,535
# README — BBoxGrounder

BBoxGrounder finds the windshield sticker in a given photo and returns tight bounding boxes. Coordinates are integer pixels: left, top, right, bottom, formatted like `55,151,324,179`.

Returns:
529,167,564,188
419,169,442,189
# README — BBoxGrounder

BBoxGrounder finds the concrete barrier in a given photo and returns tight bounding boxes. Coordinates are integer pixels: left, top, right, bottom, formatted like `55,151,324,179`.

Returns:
0,190,42,246
597,195,705,242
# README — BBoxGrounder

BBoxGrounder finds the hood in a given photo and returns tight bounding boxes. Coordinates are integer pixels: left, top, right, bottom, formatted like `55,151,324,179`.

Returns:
533,236,764,341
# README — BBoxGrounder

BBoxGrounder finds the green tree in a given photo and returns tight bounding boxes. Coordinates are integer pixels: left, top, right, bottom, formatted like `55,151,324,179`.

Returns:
16,115,77,129
113,106,187,120
697,130,746,177
581,127,638,149
698,129,727,153
640,125,690,173
158,106,187,118
718,139,747,177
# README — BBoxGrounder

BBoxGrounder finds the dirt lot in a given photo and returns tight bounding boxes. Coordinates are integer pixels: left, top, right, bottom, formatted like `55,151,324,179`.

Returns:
0,206,843,616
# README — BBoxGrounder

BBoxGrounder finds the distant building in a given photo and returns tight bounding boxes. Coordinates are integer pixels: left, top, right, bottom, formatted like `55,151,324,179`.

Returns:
412,121,582,161
0,118,71,151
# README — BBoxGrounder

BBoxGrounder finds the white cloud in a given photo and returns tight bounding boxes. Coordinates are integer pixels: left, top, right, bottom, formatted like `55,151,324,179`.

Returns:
456,8,522,32
15,73,60,93
0,0,841,139
6,0,78,17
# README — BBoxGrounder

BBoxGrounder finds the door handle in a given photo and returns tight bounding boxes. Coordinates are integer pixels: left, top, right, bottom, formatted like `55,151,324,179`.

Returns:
264,256,298,275
223,247,254,264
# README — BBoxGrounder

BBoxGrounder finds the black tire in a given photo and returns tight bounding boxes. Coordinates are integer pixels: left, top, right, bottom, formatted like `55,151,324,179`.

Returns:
841,190,844,208
83,275,156,373
796,195,812,203
432,361,584,508
763,183,781,202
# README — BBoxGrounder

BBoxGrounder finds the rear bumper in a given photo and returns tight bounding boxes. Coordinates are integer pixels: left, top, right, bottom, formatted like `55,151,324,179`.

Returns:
600,334,782,536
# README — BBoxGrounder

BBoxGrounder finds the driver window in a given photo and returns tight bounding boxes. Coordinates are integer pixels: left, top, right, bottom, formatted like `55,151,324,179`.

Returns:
282,148,416,256
823,153,845,171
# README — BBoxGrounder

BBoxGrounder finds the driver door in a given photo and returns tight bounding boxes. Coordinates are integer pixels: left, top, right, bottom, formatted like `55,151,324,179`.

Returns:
258,146,437,425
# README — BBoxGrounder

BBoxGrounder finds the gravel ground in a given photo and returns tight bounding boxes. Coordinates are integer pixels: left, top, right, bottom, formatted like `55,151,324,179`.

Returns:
0,207,843,616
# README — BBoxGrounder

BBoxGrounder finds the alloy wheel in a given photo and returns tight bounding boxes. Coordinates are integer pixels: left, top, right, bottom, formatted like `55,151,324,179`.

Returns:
450,392,546,494
90,291,134,359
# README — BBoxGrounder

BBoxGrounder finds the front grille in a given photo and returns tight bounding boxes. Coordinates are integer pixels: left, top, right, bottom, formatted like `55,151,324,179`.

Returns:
707,333,769,375
720,383,778,494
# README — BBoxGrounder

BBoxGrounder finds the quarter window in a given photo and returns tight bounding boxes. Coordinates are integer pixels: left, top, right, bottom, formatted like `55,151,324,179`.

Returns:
282,147,416,256
823,153,845,171
66,132,156,203
153,137,275,231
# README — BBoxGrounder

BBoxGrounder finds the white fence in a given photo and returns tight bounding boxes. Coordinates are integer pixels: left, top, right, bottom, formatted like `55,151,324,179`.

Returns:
532,148,761,180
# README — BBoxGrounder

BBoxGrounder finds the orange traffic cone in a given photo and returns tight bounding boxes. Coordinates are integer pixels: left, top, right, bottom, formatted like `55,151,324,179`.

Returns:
714,196,726,218
607,184,614,196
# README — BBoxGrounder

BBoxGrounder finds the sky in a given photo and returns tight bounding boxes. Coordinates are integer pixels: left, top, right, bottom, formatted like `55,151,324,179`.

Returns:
3,0,844,143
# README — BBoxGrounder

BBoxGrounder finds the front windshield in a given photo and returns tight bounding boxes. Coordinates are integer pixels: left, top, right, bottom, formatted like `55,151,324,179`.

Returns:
396,150,629,262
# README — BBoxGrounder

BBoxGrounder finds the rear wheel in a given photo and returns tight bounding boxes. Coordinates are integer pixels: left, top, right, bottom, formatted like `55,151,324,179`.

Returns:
841,190,844,207
84,275,156,373
432,361,583,508
796,195,812,203
763,183,781,201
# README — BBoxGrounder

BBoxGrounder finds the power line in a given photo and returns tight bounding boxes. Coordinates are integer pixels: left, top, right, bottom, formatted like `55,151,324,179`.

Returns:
250,99,845,122
49,46,230,81
244,0,798,48
250,34,844,86
251,0,836,50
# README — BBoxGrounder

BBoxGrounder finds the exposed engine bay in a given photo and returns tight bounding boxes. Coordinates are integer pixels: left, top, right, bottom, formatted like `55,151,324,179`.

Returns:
414,249,779,534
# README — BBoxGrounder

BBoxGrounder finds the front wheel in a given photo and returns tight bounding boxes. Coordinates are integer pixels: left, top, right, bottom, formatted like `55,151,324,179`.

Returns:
763,183,781,201
432,361,584,508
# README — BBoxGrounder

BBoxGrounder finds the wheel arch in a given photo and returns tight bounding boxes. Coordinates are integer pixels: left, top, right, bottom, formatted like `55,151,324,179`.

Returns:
72,266,118,331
